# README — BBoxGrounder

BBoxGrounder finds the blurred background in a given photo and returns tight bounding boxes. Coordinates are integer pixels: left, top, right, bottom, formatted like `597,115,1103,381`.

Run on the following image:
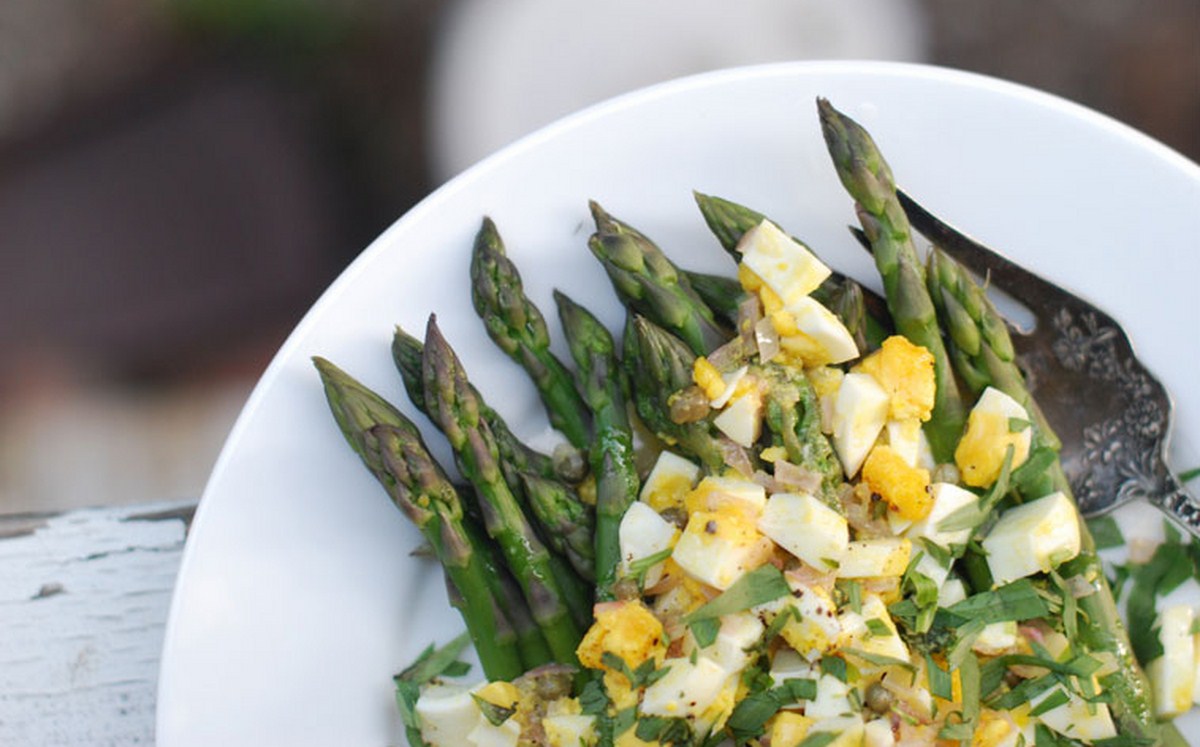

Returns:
0,0,1196,515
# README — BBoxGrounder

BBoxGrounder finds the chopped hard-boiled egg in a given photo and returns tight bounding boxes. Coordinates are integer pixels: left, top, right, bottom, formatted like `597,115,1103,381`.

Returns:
780,296,859,365
618,502,678,588
885,417,923,467
863,718,896,747
759,581,840,660
939,577,969,607
1148,604,1197,718
769,712,815,747
639,450,701,512
576,600,666,683
904,481,978,549
981,491,1082,585
1030,686,1117,741
839,594,909,663
673,507,774,589
855,335,936,422
416,684,482,746
808,714,866,745
706,611,765,674
713,388,764,447
640,655,729,719
736,219,831,304
711,365,751,409
972,621,1019,656
543,714,597,747
467,715,521,747
955,387,1033,488
805,674,855,719
757,492,848,571
685,475,767,518
837,537,912,578
830,372,890,477
862,444,933,521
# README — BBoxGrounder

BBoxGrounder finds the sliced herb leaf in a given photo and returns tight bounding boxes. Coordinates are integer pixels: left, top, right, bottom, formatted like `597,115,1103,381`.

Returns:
926,653,953,700
684,564,790,643
629,547,674,588
1029,688,1070,717
1181,466,1200,483
937,446,1014,533
392,632,472,747
1086,515,1125,550
471,693,517,726
865,618,891,638
820,656,848,682
843,647,914,672
946,579,1050,624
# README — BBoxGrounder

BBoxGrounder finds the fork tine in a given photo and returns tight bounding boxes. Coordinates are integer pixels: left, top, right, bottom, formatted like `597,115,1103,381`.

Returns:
897,189,1065,318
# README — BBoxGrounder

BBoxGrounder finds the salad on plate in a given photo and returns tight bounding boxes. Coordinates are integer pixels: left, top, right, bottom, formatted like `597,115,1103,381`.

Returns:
314,98,1195,746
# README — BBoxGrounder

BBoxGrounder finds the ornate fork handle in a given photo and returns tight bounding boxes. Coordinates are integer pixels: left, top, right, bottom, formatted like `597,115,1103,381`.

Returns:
1152,471,1200,533
898,189,1200,537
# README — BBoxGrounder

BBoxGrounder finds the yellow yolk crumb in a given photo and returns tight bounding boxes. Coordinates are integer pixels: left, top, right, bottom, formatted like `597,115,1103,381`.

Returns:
855,335,936,421
693,356,726,401
475,681,520,710
576,600,666,689
862,444,933,521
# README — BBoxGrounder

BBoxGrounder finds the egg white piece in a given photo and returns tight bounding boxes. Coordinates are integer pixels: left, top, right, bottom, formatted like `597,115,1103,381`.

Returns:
830,373,890,478
757,492,848,571
981,491,1081,585
737,219,831,304
618,501,678,588
785,296,860,365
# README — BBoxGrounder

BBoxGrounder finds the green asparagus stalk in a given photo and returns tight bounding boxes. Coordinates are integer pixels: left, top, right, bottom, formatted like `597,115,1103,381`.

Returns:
470,217,591,448
758,364,842,508
313,357,527,680
394,326,560,481
393,326,596,583
692,191,892,349
924,250,1161,740
588,201,729,356
925,249,1061,453
816,98,966,464
554,291,640,601
421,316,589,661
623,314,729,473
681,269,748,329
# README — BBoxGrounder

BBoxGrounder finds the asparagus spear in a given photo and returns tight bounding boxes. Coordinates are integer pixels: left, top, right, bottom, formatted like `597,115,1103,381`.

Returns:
313,357,527,680
924,251,1161,740
816,98,966,464
681,269,748,329
470,217,591,448
393,326,596,583
421,316,588,661
623,314,730,473
554,291,640,601
925,248,1061,453
692,191,892,348
588,201,729,356
394,326,560,480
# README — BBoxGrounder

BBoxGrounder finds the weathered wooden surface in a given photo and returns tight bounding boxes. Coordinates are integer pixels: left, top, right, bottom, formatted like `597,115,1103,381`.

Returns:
0,501,193,746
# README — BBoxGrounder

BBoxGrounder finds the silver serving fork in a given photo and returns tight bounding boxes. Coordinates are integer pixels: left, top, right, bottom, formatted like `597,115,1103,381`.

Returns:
897,190,1200,537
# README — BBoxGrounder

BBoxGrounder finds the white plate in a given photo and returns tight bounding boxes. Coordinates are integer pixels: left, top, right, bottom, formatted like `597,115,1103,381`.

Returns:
157,61,1200,745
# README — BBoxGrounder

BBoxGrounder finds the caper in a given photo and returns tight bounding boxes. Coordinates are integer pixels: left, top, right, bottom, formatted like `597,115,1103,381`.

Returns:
613,577,641,600
864,682,894,714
